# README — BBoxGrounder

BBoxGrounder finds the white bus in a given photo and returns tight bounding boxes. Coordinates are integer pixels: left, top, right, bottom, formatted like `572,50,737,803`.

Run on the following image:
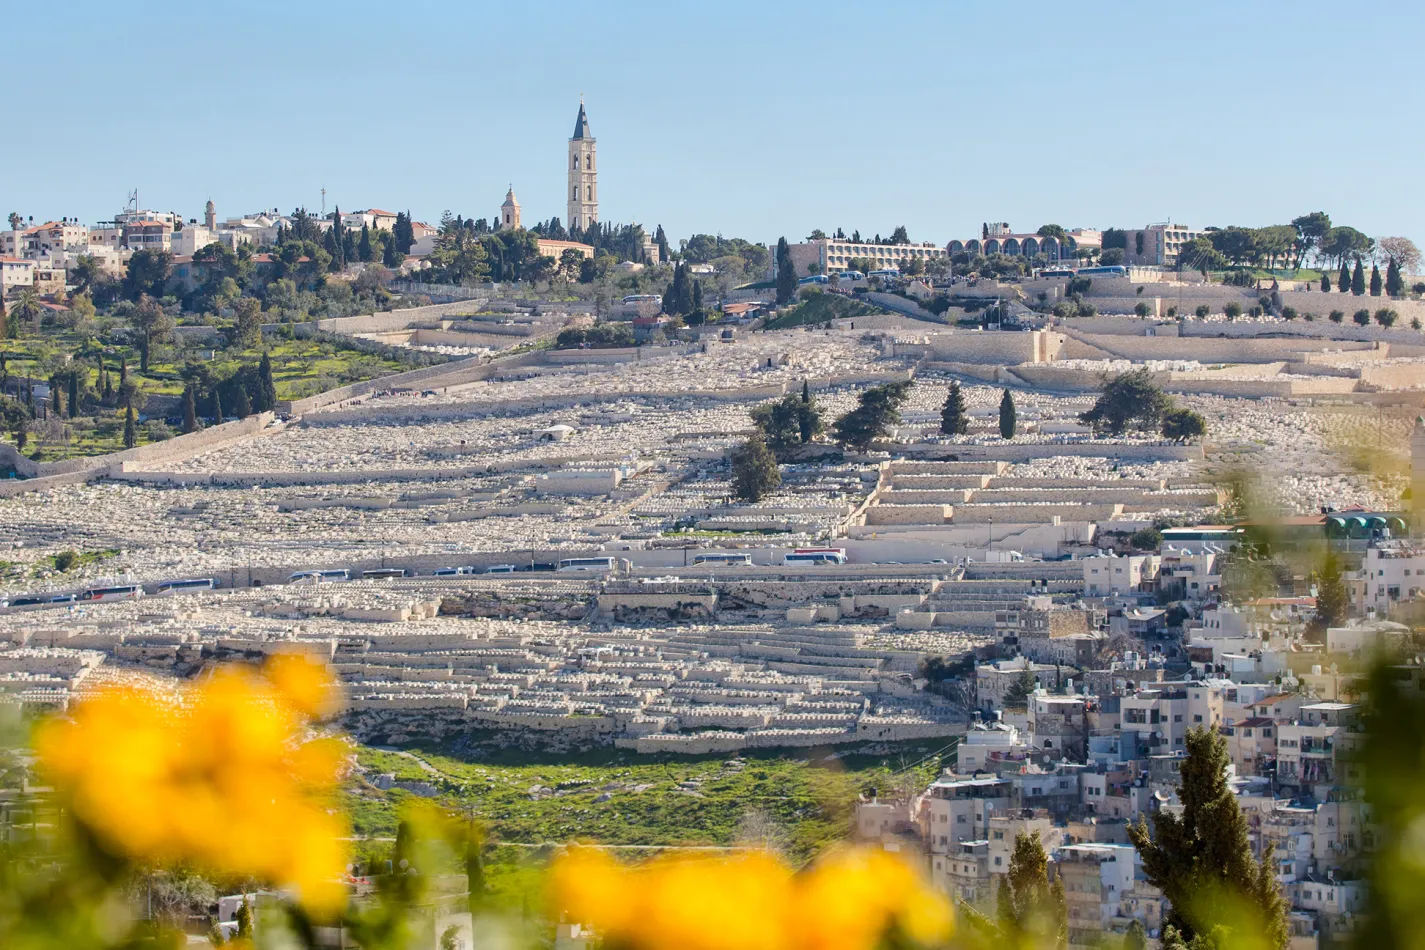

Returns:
692,552,754,566
156,578,218,595
867,268,900,279
834,271,865,283
623,294,663,306
785,547,847,565
79,584,145,603
288,569,351,585
361,568,410,580
556,556,618,573
433,566,476,576
482,564,518,574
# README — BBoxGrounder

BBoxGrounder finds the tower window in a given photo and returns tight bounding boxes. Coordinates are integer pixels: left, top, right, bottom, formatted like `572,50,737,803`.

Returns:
572,155,578,169
573,187,578,200
586,186,592,200
585,155,591,169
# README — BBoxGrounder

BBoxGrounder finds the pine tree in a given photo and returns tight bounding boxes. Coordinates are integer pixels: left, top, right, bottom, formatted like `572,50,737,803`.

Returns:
775,237,796,305
1351,258,1366,295
211,388,223,423
122,400,137,449
1338,260,1351,292
182,386,198,433
731,435,781,502
999,388,1017,439
256,352,278,412
995,832,1067,947
1129,727,1289,948
233,383,252,418
940,381,969,435
1386,257,1404,297
359,224,374,263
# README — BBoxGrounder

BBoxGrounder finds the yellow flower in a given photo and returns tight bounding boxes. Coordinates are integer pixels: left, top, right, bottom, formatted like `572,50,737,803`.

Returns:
34,661,350,915
548,846,951,950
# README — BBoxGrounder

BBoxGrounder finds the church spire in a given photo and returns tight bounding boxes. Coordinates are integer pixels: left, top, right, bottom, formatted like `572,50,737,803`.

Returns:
572,100,591,140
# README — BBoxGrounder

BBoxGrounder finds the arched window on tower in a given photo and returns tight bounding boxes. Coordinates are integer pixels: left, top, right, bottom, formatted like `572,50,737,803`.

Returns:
572,155,578,169
585,154,591,170
572,186,578,200
586,186,592,200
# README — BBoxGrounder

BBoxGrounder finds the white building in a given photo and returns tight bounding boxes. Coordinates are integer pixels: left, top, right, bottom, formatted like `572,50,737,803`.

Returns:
1083,553,1159,597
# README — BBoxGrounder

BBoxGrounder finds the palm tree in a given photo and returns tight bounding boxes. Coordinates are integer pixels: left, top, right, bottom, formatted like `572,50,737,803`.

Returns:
12,289,42,329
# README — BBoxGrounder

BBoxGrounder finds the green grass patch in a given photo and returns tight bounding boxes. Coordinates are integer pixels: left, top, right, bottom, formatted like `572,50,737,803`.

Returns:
346,737,954,865
764,293,883,331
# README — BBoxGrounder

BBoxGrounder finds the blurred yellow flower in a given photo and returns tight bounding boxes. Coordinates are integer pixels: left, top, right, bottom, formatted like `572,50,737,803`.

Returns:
549,845,952,950
34,658,350,914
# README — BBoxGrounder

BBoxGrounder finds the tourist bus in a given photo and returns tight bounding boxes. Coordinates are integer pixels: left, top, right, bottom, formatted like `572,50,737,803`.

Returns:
361,568,410,580
783,547,848,566
1074,265,1128,277
79,584,145,603
482,564,518,574
622,294,662,306
1039,267,1076,278
867,268,900,279
556,556,618,573
288,569,351,585
798,275,829,285
155,578,218,595
432,566,476,576
692,552,754,566
834,271,865,283
782,552,846,566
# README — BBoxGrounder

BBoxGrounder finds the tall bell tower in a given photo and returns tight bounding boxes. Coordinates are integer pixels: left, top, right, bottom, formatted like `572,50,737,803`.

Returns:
567,99,598,232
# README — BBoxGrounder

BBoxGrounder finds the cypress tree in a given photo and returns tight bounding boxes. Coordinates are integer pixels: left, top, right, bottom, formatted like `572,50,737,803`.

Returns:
1129,727,1289,948
102,362,113,401
1351,258,1366,295
941,381,969,435
342,227,357,264
775,237,796,305
1369,263,1382,296
51,378,61,415
801,380,810,403
257,352,278,411
67,371,79,419
182,386,198,433
1386,257,1404,297
211,388,223,423
1338,260,1351,292
1320,271,1331,292
996,832,1067,946
998,388,1017,439
123,399,137,448
382,233,401,268
358,224,373,263
233,383,252,418
119,360,127,387
691,279,703,314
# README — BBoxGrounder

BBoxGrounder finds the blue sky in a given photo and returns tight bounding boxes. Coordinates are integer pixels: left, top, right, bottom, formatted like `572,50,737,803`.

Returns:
5,0,1421,247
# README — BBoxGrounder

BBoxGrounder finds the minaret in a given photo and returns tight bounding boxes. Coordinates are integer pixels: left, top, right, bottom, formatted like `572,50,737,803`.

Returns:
500,186,521,231
204,199,216,231
567,99,598,232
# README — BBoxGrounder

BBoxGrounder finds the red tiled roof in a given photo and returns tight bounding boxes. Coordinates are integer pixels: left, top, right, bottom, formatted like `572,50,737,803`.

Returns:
365,209,396,217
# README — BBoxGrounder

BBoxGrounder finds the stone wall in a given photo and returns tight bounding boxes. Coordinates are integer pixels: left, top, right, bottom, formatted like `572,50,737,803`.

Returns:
0,413,277,498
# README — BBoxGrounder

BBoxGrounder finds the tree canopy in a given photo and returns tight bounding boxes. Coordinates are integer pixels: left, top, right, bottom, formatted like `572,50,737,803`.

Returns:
1129,727,1289,948
1079,368,1177,436
831,381,912,451
731,435,780,502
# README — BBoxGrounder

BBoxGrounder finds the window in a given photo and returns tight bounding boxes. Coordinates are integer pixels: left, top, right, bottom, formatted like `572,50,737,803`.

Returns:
573,155,578,168
1174,714,1183,723
573,187,578,199
956,815,966,824
586,186,592,200
585,155,592,169
1193,714,1203,723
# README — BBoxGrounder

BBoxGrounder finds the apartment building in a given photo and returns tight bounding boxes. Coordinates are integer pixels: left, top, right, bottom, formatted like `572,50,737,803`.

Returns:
1057,843,1137,947
1119,223,1212,268
778,237,947,279
1082,554,1160,597
921,776,1011,852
